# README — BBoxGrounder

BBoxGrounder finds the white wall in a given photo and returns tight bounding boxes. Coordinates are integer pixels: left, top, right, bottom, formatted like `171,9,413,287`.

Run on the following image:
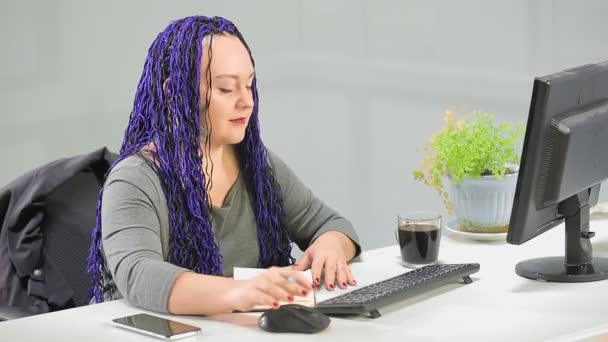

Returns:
1,0,608,251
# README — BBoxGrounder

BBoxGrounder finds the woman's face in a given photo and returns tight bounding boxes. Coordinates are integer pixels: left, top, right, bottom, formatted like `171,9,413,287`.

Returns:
200,34,255,147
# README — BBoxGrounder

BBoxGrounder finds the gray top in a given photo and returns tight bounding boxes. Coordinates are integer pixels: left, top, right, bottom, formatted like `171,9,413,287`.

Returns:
100,151,360,313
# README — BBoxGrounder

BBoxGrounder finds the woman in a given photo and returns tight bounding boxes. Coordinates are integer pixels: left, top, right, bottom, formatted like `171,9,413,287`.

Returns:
87,15,361,315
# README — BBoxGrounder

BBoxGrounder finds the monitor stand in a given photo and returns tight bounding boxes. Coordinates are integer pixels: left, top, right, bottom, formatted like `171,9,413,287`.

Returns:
516,189,608,282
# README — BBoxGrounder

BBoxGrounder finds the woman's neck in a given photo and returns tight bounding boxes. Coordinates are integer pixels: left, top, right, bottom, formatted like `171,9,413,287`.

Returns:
140,141,238,176
202,143,237,178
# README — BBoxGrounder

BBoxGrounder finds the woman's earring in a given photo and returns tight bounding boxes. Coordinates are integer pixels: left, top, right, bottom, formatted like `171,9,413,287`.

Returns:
163,78,170,94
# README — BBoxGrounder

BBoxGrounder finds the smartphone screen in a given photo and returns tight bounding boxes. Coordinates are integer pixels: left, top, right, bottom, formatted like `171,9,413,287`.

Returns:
111,313,201,340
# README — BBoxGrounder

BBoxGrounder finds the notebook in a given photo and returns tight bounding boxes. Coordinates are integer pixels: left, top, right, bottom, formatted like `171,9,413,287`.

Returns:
233,267,316,311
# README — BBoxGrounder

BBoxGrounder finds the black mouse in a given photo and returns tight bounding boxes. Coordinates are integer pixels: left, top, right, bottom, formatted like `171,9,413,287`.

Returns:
258,304,330,334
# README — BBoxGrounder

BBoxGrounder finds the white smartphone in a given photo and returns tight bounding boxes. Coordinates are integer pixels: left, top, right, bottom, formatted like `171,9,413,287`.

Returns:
111,313,201,340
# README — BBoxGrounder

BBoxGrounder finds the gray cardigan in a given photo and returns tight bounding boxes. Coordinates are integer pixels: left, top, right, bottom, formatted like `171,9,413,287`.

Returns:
100,151,361,313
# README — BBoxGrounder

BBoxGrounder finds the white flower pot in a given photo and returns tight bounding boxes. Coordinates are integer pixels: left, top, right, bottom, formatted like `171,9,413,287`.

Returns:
450,173,518,233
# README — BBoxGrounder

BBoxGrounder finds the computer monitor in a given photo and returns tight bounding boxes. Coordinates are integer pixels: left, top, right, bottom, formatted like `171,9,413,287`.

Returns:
507,61,608,282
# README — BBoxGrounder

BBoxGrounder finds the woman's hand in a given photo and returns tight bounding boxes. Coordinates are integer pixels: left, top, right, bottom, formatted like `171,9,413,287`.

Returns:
224,267,313,312
292,231,357,291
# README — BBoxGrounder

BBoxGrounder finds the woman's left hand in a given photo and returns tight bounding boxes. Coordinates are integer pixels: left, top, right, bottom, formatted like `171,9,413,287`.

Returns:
292,231,357,291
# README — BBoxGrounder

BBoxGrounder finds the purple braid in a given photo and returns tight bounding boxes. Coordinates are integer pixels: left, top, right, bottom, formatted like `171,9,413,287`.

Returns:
87,16,294,303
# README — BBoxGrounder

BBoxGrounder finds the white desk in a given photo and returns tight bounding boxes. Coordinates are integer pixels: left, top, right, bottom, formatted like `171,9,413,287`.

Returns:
2,221,608,342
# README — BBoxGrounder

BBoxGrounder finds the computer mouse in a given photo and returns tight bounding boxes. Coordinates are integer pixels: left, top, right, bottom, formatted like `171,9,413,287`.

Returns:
258,304,331,334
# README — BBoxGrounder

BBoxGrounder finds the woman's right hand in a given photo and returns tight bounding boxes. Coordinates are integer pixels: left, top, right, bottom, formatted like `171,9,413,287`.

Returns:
225,267,313,312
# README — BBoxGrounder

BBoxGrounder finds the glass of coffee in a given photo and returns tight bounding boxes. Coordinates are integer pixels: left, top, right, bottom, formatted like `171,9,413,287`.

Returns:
395,212,442,268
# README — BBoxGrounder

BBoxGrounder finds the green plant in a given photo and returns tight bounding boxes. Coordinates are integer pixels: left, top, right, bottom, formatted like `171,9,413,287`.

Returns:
413,110,525,214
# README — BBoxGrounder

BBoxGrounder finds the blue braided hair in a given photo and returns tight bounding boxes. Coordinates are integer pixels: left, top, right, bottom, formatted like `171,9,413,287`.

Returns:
87,15,295,302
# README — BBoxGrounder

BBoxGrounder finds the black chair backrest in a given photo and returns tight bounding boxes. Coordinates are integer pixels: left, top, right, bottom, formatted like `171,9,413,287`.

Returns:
42,168,102,307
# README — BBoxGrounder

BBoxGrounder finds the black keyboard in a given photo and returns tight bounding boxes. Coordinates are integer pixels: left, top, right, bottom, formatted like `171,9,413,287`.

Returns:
316,263,480,318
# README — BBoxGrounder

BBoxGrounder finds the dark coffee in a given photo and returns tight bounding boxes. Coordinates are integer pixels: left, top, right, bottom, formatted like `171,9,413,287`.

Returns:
398,223,441,265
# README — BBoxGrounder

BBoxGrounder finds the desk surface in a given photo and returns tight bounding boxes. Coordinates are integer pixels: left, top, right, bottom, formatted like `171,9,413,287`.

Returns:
2,221,608,342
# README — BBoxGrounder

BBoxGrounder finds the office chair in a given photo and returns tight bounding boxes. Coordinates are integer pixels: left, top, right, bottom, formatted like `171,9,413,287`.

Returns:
0,149,116,321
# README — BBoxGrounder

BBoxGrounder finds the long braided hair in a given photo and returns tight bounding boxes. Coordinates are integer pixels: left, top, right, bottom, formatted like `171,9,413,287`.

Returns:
87,16,295,303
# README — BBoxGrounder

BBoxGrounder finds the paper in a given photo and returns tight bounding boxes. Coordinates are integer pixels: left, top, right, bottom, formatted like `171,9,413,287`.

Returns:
233,267,315,310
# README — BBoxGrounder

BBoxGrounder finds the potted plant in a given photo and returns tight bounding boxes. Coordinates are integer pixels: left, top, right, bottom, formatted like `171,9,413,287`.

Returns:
413,110,525,233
